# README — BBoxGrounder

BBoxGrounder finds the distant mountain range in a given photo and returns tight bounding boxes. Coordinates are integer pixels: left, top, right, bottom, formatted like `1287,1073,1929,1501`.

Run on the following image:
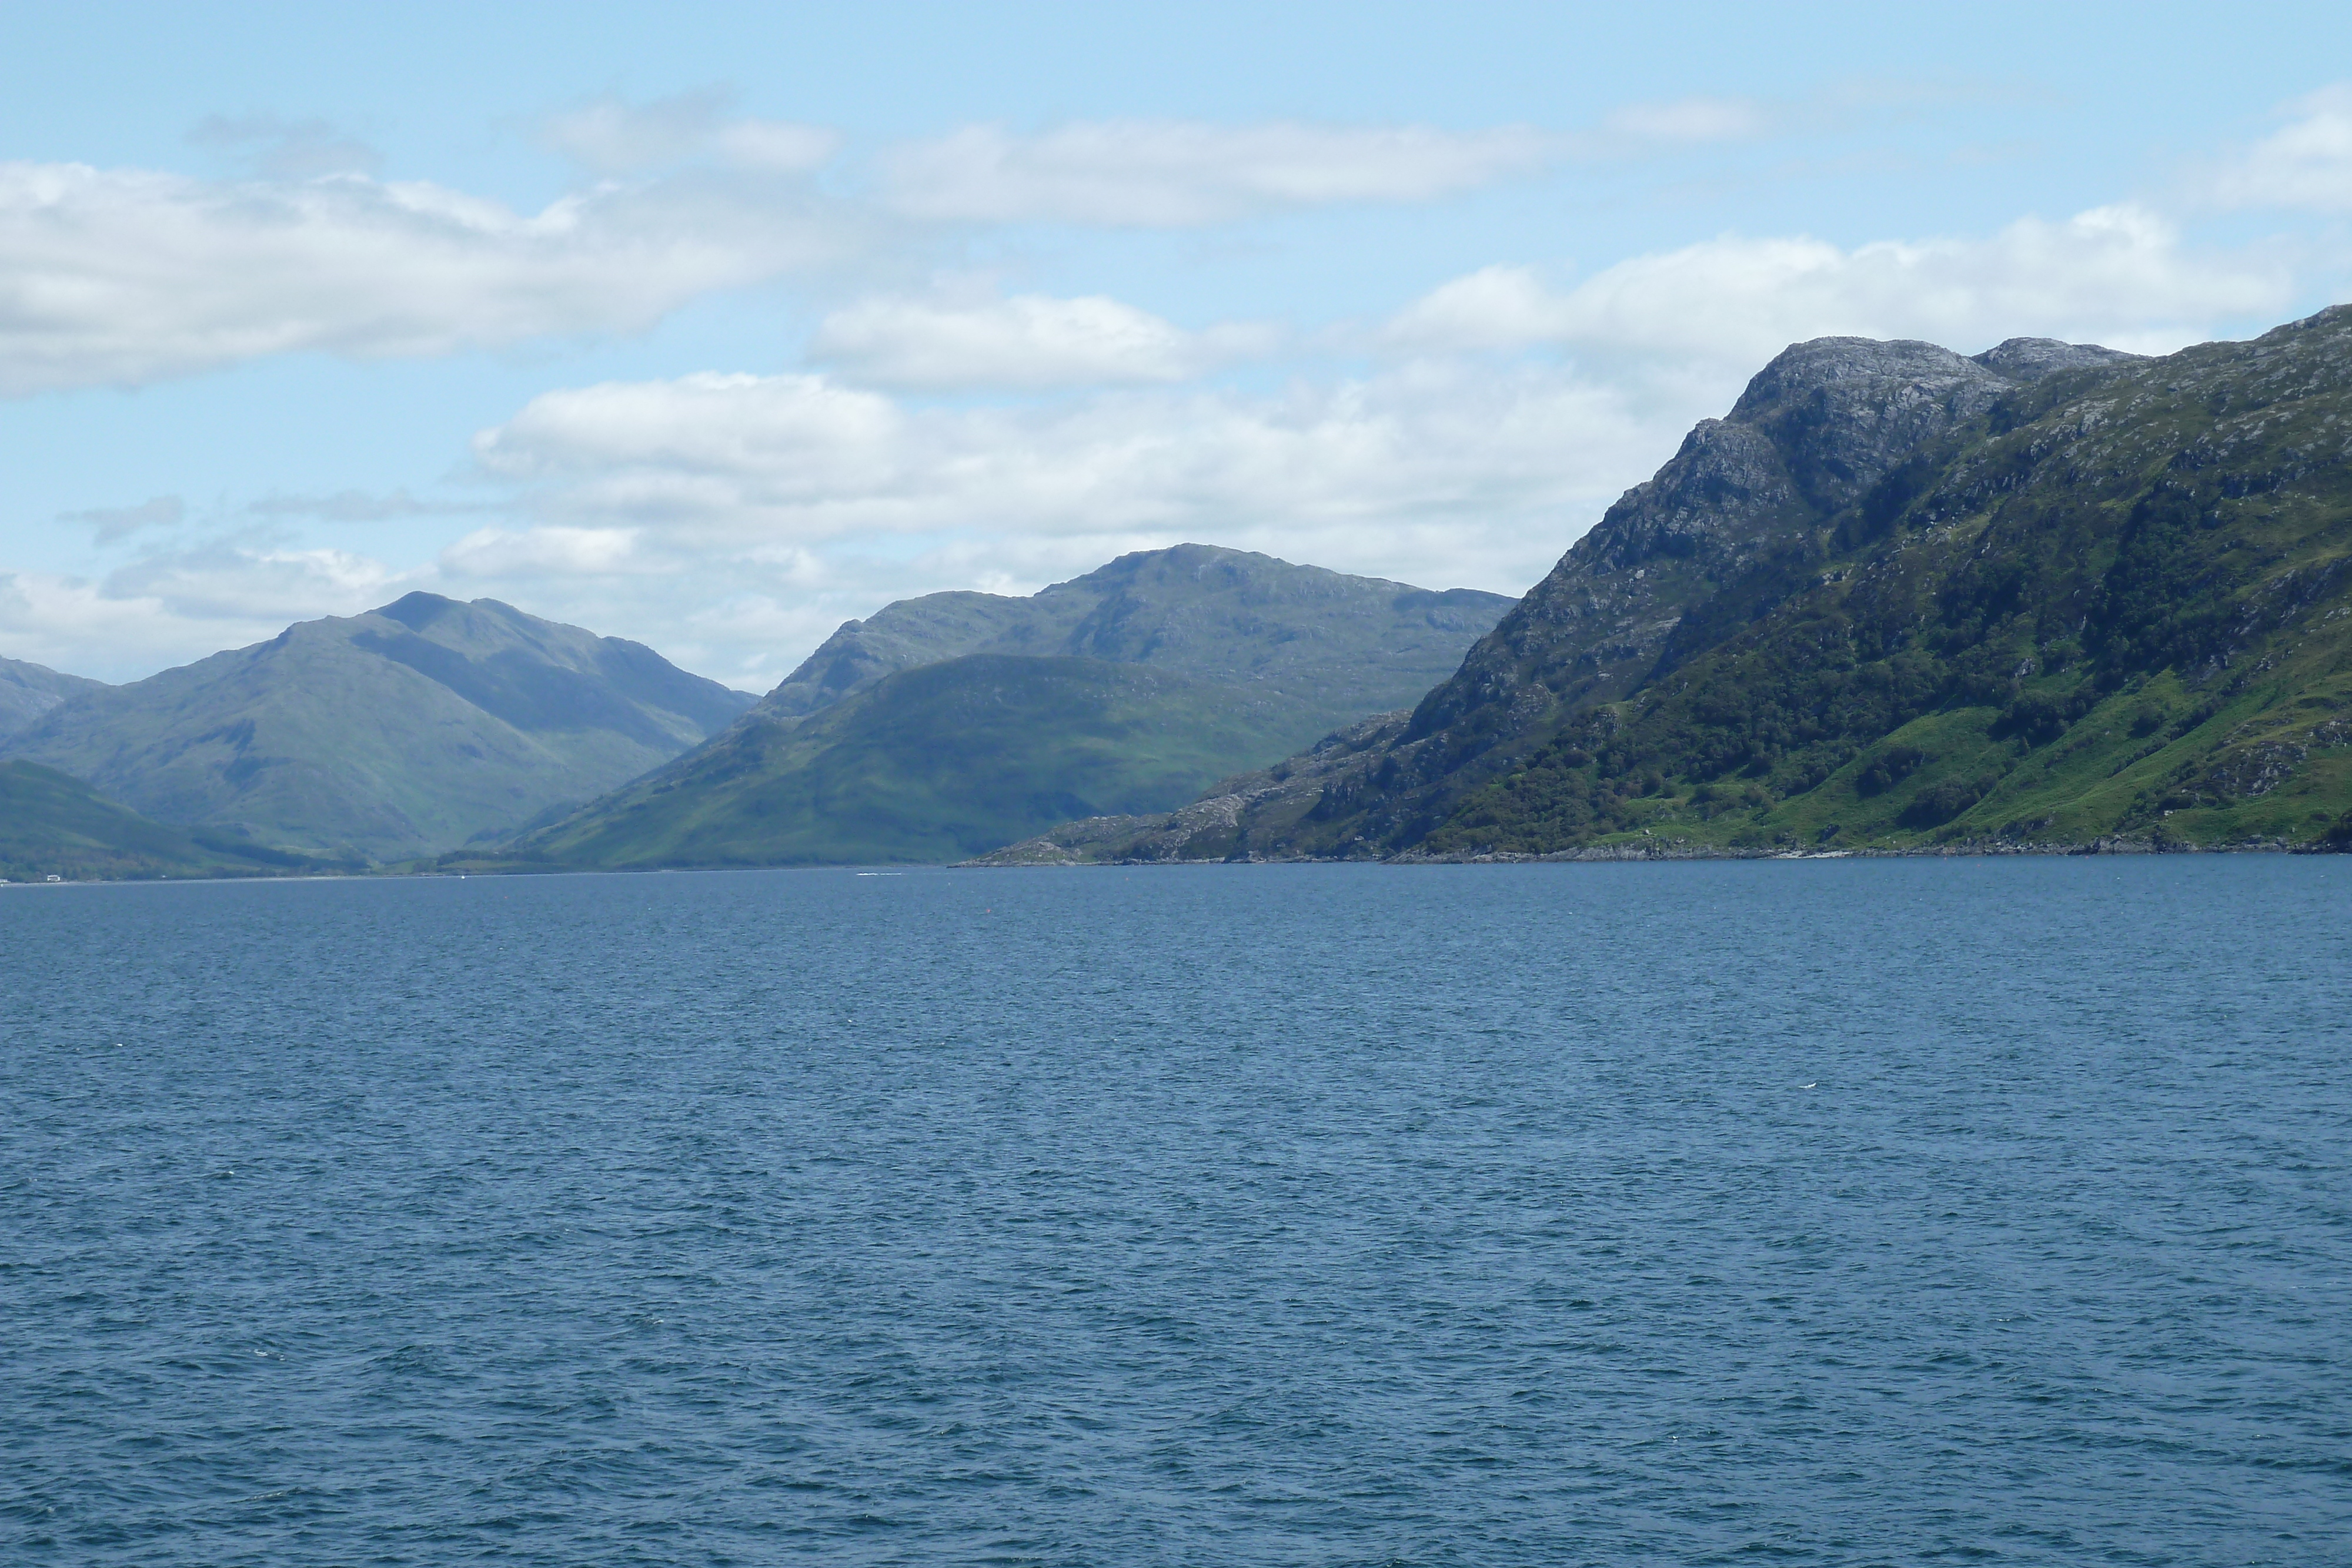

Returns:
980,307,2352,861
460,546,1516,868
4,594,753,860
21,305,2352,875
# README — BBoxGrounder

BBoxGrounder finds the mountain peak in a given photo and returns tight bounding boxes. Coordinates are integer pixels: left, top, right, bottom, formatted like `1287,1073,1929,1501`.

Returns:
1969,336,2143,383
6,599,753,858
1730,336,1997,423
758,547,1514,724
1041,305,2352,861
374,590,462,630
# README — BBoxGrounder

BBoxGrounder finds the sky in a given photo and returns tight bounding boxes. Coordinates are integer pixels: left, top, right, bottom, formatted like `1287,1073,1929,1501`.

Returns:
5,2,2351,690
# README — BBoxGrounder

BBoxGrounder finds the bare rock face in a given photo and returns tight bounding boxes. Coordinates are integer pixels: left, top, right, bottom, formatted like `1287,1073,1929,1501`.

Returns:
1399,339,2073,770
1969,336,2143,384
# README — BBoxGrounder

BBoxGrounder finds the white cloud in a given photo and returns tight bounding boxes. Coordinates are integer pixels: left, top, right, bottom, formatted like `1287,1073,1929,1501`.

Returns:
453,353,1648,678
99,538,403,626
2200,83,2352,213
1385,204,2293,365
810,293,1274,389
439,525,644,577
878,120,1555,225
0,159,858,395
0,541,410,683
474,372,904,493
465,359,1667,608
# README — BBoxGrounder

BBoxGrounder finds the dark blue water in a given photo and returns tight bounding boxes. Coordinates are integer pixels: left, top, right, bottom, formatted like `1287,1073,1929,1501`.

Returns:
3,860,2348,1566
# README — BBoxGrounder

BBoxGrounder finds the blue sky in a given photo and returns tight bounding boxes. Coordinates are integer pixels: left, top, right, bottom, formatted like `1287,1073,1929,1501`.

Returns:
5,1,2351,685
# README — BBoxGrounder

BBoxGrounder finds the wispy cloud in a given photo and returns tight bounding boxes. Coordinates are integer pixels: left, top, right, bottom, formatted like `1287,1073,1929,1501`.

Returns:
2196,83,2352,213
877,121,1558,225
1384,204,2291,365
245,489,490,522
188,115,384,179
540,89,838,175
58,494,186,544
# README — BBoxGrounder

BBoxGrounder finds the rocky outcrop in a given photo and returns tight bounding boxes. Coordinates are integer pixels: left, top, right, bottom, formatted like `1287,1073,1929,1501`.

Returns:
1167,333,2149,857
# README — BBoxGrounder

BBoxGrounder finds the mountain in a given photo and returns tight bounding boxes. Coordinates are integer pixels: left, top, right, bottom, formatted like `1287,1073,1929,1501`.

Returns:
760,543,1515,726
976,309,2352,862
0,656,107,739
460,546,1516,868
0,760,325,882
474,656,1335,869
5,594,754,860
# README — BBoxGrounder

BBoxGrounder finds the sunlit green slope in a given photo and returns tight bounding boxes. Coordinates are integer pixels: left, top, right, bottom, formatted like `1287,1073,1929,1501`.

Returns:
463,655,1335,868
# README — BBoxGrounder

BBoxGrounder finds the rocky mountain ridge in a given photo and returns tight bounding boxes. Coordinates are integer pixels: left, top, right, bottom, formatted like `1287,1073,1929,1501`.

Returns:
977,315,2352,862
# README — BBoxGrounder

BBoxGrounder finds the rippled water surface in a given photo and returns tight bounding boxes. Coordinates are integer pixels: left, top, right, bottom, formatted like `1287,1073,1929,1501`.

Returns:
4,858,2349,1566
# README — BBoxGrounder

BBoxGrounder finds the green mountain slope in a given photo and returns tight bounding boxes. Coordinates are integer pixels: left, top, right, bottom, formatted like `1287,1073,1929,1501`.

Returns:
469,655,1333,868
980,310,2352,862
0,656,108,739
5,593,753,860
0,760,323,881
453,545,1517,868
760,543,1515,727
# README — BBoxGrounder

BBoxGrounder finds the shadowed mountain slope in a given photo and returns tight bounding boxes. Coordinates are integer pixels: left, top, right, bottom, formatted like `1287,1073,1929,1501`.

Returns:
0,760,326,881
0,656,107,740
6,594,753,859
976,317,2352,861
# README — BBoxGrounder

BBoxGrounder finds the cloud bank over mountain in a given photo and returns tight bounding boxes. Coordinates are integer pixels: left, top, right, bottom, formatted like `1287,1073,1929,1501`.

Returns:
9,23,2352,686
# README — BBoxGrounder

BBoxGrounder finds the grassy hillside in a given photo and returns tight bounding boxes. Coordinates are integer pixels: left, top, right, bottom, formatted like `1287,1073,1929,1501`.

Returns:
451,655,1334,868
6,593,751,860
0,761,326,881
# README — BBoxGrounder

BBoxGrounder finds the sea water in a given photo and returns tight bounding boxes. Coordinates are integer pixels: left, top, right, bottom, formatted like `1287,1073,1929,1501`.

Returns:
2,858,2347,1565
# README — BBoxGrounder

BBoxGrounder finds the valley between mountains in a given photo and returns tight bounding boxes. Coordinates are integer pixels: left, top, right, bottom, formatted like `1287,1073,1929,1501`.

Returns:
9,305,2352,878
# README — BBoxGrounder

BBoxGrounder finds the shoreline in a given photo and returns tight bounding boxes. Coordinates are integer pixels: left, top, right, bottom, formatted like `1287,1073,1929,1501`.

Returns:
7,837,2339,887
959,831,2342,867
